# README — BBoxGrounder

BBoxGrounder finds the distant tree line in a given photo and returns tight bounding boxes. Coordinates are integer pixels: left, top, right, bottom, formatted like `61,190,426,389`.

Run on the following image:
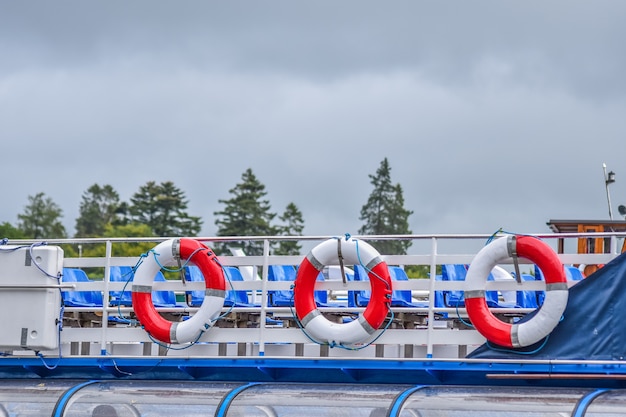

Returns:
0,158,414,258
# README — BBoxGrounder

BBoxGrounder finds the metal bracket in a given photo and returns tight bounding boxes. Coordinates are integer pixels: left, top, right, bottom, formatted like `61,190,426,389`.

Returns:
337,239,347,285
508,235,522,284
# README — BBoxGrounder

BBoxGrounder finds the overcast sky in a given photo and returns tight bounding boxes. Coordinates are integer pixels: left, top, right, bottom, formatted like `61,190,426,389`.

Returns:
2,1,626,242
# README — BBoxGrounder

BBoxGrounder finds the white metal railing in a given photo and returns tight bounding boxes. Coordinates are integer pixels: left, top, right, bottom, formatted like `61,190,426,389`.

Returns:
2,232,624,360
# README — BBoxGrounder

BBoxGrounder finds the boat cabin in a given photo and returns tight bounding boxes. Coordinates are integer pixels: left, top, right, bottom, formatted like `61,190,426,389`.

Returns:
547,219,626,275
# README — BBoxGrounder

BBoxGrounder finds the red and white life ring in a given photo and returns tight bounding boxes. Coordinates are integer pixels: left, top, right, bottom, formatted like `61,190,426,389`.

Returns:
131,238,225,344
465,235,568,348
294,237,392,347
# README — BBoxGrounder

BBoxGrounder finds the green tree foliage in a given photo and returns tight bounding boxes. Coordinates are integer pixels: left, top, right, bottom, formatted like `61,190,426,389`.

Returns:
358,158,413,254
214,168,277,255
75,184,122,237
275,202,305,255
78,223,156,258
17,192,67,239
129,181,202,237
0,222,25,239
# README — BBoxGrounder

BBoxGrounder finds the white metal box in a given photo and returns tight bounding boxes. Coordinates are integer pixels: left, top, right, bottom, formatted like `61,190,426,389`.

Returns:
0,244,63,351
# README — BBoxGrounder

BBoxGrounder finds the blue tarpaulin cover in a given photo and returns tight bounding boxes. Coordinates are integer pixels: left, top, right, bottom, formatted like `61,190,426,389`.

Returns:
468,252,626,360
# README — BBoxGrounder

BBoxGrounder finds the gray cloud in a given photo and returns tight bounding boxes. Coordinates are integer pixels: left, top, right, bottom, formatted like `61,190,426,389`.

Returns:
1,1,626,243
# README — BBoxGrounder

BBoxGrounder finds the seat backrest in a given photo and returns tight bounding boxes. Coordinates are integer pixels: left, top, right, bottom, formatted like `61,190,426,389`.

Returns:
565,266,584,281
184,265,205,307
268,265,296,306
108,266,135,306
321,265,353,307
350,265,372,307
223,266,250,307
441,264,467,307
388,266,413,306
441,264,503,308
151,271,177,308
516,273,539,309
433,275,445,309
533,265,552,306
61,268,103,307
108,266,176,307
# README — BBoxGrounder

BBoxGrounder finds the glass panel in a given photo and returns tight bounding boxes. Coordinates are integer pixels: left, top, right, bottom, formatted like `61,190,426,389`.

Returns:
399,386,591,417
225,383,411,417
61,381,240,417
0,380,76,416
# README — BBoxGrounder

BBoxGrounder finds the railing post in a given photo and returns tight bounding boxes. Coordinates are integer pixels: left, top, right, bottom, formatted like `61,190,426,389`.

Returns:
611,235,618,254
258,239,271,356
100,239,112,355
426,237,438,358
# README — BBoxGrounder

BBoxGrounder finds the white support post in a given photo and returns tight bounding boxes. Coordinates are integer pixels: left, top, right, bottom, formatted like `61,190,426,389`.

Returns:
100,240,112,355
426,237,438,358
258,239,271,356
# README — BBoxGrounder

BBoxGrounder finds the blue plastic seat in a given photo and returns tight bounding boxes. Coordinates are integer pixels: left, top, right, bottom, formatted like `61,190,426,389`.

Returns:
151,272,177,307
268,265,297,307
184,265,204,307
535,265,583,282
108,266,176,308
433,275,445,308
268,265,329,307
441,264,467,307
108,266,134,306
61,268,103,307
565,266,584,281
441,264,500,308
186,265,254,307
223,266,254,307
316,266,354,308
387,266,429,308
350,265,371,307
350,265,425,308
433,275,448,318
516,273,539,309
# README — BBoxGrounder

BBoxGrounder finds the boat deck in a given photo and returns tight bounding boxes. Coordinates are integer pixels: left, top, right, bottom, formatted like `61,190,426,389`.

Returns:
2,231,626,415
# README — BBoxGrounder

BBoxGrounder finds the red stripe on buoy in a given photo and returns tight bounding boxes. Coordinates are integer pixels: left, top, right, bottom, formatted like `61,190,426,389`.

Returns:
294,258,318,320
465,296,512,347
132,291,173,343
517,236,566,285
363,262,392,330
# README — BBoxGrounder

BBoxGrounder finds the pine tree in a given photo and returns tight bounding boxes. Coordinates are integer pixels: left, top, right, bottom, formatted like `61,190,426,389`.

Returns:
75,183,122,237
214,168,277,255
275,202,305,255
17,192,67,239
358,158,413,254
129,181,202,237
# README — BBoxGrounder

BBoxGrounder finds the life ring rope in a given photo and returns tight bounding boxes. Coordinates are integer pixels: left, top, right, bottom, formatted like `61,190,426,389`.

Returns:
354,239,394,293
293,236,393,349
146,244,207,273
131,238,227,345
291,260,395,350
465,234,568,348
139,249,237,349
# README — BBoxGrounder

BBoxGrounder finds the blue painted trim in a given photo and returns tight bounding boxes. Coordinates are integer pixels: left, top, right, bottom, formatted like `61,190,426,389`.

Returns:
52,380,100,417
387,385,426,417
3,357,626,388
215,382,261,417
571,388,611,417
